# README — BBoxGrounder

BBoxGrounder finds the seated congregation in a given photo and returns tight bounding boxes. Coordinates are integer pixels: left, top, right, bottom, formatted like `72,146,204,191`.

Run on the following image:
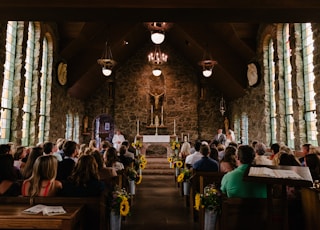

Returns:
0,138,140,230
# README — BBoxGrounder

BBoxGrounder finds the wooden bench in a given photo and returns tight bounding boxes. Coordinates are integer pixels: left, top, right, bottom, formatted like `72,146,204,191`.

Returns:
0,196,106,230
220,197,284,230
189,170,225,228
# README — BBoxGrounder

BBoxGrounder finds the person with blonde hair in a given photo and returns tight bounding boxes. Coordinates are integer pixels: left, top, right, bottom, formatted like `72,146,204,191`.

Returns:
21,155,62,197
179,141,191,160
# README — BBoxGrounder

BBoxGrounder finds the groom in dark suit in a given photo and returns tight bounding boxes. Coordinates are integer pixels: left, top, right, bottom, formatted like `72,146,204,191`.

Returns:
210,128,226,147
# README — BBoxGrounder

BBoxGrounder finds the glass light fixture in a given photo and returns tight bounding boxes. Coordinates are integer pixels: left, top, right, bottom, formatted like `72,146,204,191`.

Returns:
97,42,116,76
198,46,217,77
148,45,168,76
151,31,165,44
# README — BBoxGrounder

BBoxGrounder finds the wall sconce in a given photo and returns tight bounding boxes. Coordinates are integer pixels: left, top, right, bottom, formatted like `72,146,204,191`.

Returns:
97,42,116,76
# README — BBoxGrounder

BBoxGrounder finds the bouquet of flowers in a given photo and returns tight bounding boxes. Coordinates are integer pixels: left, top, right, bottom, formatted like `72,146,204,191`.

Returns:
110,187,131,216
177,168,191,183
127,167,138,181
171,140,181,151
131,140,143,150
194,184,222,213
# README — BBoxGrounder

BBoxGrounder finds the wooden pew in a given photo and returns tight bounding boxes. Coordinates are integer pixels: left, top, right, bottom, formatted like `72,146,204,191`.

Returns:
220,197,284,230
0,195,106,230
189,170,225,226
300,187,320,230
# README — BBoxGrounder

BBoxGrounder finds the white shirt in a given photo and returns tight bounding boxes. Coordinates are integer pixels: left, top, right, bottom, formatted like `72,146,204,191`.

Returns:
112,134,125,151
185,151,202,166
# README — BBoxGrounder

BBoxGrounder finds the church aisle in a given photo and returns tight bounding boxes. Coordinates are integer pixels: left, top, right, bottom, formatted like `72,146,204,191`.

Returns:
122,174,199,230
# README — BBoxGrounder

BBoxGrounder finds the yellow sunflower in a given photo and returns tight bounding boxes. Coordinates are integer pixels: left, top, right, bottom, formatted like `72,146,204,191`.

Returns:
176,160,183,168
120,199,130,216
177,173,184,183
140,163,146,169
136,175,142,184
168,157,173,163
194,193,201,211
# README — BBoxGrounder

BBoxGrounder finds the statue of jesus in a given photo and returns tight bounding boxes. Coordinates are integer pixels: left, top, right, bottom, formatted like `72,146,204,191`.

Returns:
149,91,164,110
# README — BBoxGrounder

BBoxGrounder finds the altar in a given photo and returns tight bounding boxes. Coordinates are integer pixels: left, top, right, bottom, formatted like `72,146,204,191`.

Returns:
139,135,174,157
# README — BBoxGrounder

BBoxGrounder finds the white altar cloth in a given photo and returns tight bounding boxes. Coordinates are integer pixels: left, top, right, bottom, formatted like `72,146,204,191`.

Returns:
142,135,170,143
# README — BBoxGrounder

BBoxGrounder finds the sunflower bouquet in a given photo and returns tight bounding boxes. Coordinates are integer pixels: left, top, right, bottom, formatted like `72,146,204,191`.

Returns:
131,140,143,149
110,187,131,216
194,184,222,213
171,140,181,151
177,168,191,183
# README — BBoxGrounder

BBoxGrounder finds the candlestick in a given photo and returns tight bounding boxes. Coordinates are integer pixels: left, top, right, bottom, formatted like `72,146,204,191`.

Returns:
137,119,139,135
174,119,176,135
155,123,158,135
150,105,154,125
181,133,183,141
188,133,190,142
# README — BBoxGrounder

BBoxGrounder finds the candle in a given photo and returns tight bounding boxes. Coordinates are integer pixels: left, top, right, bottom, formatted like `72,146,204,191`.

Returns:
161,106,163,115
151,105,153,125
151,105,153,114
188,133,190,142
181,133,183,141
137,119,139,135
174,119,176,134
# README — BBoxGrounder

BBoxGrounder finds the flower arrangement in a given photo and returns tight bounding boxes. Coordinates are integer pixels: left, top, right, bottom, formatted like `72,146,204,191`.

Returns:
138,155,147,170
110,187,131,216
171,140,181,151
177,168,191,183
127,167,138,181
194,184,222,213
131,140,143,150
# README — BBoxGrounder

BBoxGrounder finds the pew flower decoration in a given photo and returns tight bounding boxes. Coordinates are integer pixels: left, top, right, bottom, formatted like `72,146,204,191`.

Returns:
132,140,143,150
111,188,130,216
171,140,181,151
139,155,147,170
194,184,222,213
177,168,191,183
127,167,138,181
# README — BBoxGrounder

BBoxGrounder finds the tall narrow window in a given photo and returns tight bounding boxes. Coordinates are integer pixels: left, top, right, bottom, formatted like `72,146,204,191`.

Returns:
38,35,53,143
22,22,35,146
73,114,80,143
0,22,18,144
263,37,277,144
282,24,295,148
241,113,249,145
301,23,318,145
65,113,73,140
233,115,241,144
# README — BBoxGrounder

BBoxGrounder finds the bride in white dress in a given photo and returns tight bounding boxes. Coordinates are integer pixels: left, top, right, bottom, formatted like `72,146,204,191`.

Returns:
225,129,236,147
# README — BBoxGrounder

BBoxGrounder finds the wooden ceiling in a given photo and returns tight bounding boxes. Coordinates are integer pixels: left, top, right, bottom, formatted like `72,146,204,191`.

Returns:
1,0,320,100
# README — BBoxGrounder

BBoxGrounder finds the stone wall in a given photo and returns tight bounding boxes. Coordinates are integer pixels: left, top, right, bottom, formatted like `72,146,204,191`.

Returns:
84,43,224,144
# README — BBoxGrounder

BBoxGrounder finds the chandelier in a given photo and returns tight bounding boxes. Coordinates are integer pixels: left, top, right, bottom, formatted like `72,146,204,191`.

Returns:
148,45,168,76
219,96,226,116
145,22,172,45
97,42,116,76
198,46,217,77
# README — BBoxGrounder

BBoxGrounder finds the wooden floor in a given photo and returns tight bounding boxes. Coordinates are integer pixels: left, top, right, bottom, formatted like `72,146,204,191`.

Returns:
122,174,199,230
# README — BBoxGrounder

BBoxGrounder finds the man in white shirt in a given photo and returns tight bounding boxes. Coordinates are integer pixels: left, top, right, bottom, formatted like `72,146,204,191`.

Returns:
112,129,125,152
185,140,202,168
253,142,273,165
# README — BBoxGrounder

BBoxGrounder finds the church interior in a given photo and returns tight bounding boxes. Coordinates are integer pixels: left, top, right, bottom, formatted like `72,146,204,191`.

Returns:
0,1,320,230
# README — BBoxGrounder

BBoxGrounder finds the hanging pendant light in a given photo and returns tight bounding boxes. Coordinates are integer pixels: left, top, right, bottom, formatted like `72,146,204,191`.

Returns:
198,45,217,77
145,22,172,45
97,42,116,76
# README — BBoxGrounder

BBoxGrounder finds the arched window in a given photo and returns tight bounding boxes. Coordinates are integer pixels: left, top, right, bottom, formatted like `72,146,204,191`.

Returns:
65,113,73,140
282,24,294,148
21,22,36,146
233,115,241,144
241,113,249,145
73,114,80,143
38,34,53,143
298,23,318,145
0,22,18,144
264,37,277,146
